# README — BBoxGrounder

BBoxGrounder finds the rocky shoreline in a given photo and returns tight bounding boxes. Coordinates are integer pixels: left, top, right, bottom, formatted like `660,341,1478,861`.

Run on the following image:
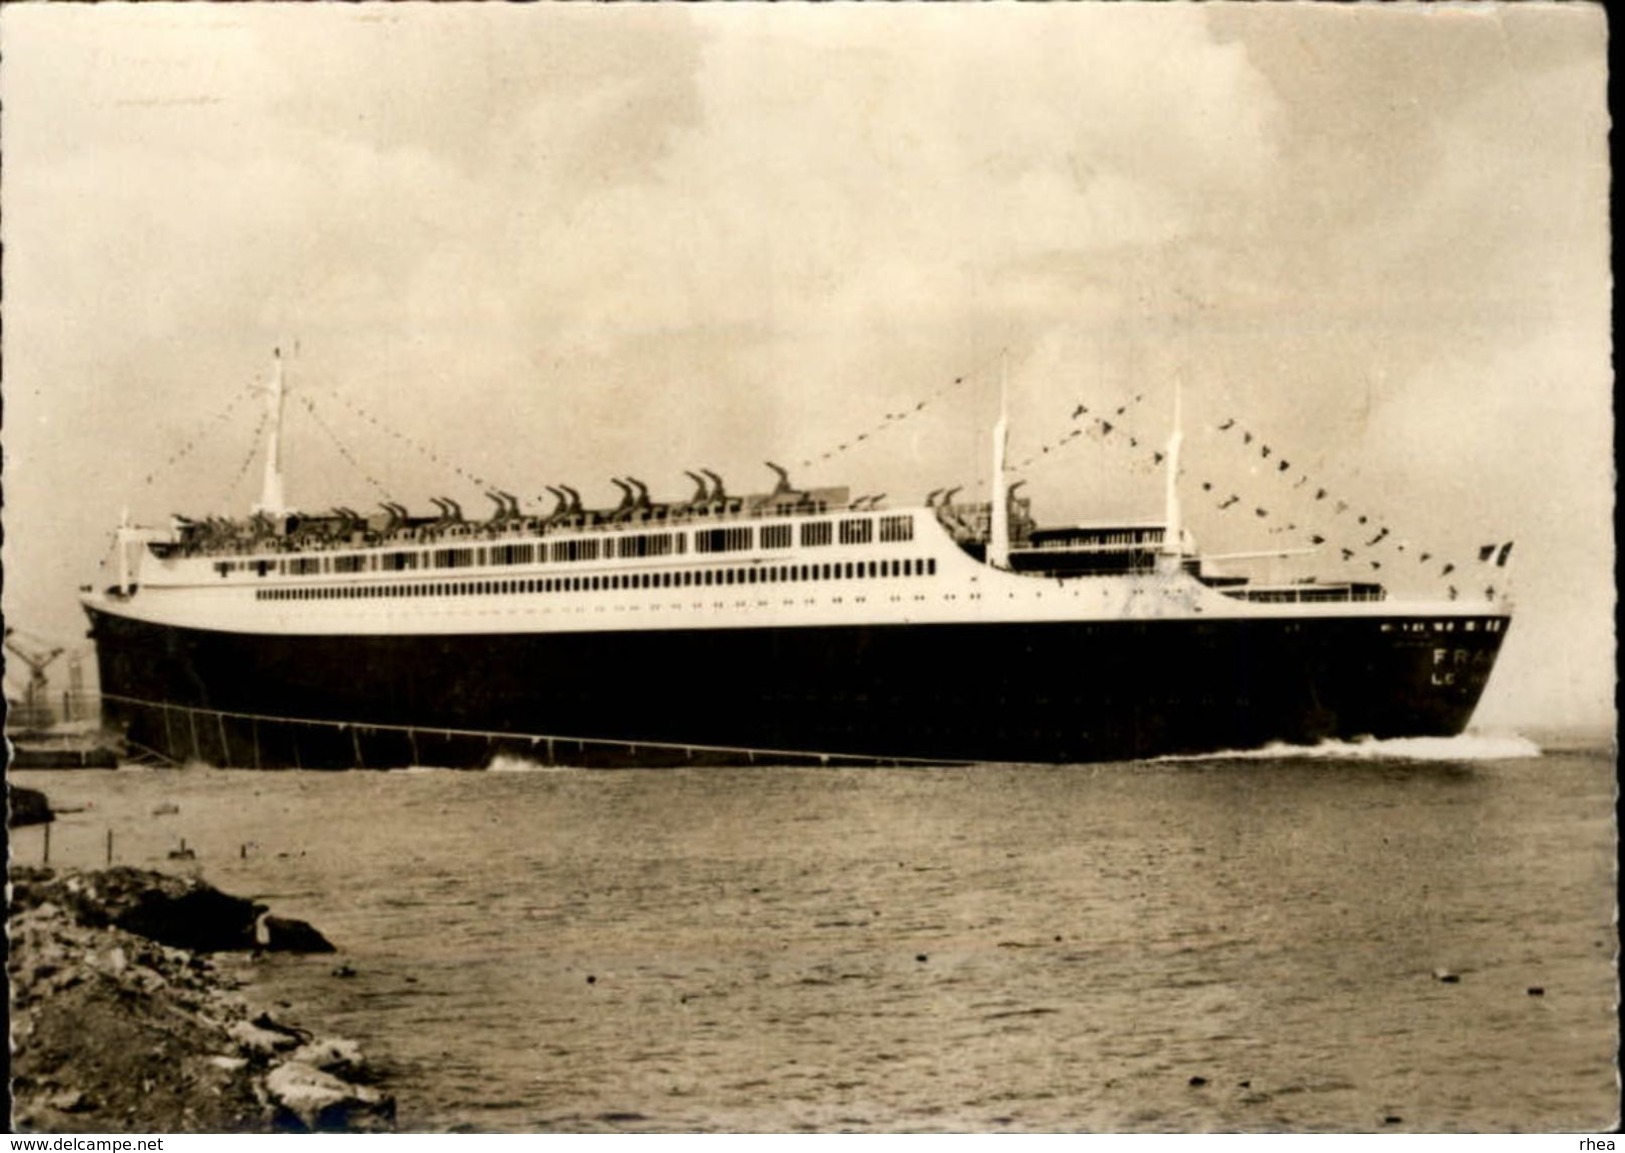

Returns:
8,866,395,1133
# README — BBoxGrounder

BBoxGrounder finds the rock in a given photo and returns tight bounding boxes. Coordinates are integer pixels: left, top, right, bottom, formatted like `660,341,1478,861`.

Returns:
48,1089,90,1113
35,868,266,952
251,1012,313,1049
290,1037,368,1082
9,785,54,828
1527,986,1546,996
1432,969,1460,984
227,1020,301,1058
1188,1076,1208,1087
265,1061,395,1132
127,964,170,994
255,914,336,954
8,872,373,1133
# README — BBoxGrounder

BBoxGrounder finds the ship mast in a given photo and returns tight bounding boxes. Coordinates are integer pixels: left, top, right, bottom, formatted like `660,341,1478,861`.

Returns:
116,505,132,595
988,352,1011,570
1158,380,1184,570
254,347,289,518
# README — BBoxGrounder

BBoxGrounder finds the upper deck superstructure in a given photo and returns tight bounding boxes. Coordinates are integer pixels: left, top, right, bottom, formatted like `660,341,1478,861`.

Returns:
91,470,1500,638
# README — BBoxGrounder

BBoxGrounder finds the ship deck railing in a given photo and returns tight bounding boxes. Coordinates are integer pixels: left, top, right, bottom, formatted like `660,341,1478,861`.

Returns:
1220,586,1387,604
1012,540,1162,555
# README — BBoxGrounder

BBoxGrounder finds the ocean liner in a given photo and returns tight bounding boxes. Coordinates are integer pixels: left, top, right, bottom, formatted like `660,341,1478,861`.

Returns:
82,354,1511,768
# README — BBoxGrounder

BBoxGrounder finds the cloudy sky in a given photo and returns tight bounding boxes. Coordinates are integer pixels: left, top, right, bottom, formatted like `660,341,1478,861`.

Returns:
1,3,1610,729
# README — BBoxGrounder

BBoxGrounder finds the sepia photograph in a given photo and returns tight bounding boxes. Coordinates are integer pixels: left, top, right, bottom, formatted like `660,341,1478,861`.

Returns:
3,0,1614,1137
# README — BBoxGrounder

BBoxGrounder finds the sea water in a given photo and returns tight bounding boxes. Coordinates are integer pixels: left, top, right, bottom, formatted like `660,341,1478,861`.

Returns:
11,734,1617,1132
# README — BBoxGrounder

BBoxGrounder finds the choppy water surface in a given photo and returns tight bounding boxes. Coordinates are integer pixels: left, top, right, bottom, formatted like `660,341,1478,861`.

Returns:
14,735,1617,1132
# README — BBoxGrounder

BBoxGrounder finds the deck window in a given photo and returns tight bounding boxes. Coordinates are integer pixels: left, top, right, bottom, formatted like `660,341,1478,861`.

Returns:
614,533,674,559
433,547,475,569
839,518,873,545
800,521,833,547
492,543,536,565
695,526,753,554
551,539,600,563
879,515,913,543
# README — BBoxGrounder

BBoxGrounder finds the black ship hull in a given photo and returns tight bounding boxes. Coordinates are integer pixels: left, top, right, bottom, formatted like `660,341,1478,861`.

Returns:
85,607,1508,768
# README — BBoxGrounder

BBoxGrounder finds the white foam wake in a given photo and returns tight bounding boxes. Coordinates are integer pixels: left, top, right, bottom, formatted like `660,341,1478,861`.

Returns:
1154,731,1542,763
484,754,581,773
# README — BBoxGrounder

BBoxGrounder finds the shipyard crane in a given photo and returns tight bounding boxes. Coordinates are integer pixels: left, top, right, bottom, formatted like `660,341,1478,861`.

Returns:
4,627,66,731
